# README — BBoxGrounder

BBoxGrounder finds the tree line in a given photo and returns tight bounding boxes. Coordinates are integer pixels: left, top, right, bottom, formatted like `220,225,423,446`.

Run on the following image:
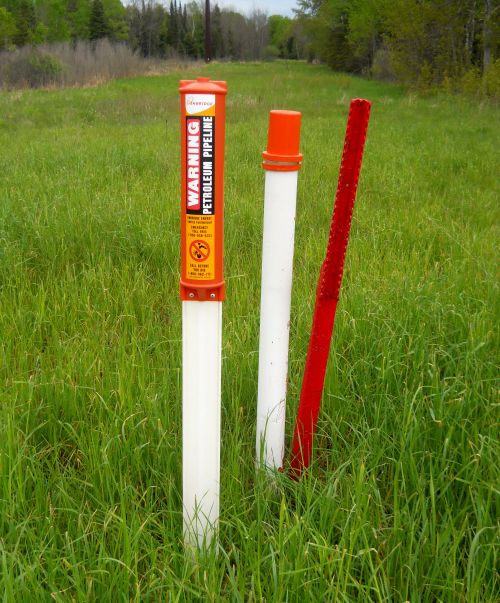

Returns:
0,0,306,61
0,0,497,94
296,0,499,90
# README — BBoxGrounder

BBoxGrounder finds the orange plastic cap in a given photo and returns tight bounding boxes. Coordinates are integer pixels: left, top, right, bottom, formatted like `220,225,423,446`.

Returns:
262,110,303,164
179,77,227,94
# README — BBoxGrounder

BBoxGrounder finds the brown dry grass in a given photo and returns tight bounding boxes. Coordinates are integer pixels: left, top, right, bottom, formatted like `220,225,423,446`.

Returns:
0,39,194,89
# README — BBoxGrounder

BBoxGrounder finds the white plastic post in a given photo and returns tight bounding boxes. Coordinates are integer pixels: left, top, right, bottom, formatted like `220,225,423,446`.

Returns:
256,171,299,468
256,110,302,470
182,300,222,547
179,78,227,548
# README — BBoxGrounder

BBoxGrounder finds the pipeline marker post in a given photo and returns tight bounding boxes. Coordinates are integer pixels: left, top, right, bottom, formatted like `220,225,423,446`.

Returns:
180,77,227,547
256,110,302,470
290,99,371,478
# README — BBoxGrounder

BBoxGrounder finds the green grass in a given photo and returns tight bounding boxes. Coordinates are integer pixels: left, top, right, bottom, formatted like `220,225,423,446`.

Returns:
0,61,498,601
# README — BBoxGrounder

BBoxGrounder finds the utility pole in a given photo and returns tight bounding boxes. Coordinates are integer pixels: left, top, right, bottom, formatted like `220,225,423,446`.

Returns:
205,0,211,63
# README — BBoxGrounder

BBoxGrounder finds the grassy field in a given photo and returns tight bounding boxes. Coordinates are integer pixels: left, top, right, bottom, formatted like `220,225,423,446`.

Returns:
0,62,498,601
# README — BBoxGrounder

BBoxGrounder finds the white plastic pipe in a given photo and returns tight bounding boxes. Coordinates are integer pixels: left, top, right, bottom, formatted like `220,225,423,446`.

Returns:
182,300,222,547
256,170,299,469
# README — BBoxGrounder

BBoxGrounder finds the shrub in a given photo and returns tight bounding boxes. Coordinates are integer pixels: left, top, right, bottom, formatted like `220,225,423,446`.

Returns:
263,45,280,61
371,46,395,82
460,66,482,96
417,61,434,90
2,50,63,88
483,59,500,99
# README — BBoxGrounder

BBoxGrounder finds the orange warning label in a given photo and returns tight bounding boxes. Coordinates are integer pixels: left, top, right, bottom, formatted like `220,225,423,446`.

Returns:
185,214,215,280
180,83,226,299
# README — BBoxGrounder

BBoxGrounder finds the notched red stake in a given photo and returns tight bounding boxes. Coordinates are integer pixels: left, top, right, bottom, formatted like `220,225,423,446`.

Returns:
290,98,372,478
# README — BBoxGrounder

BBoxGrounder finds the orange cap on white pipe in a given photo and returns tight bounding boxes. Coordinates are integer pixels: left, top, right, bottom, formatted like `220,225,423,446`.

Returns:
262,110,303,171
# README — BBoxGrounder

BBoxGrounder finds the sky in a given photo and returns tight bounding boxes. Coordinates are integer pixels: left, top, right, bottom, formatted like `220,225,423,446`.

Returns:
215,0,297,16
124,1,298,18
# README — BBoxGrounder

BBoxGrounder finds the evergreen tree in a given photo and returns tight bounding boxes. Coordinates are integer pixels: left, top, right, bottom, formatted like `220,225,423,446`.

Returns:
226,27,235,59
211,4,224,58
179,3,187,54
102,0,128,41
0,6,17,49
158,6,169,56
183,2,204,59
167,0,178,49
89,0,109,41
0,6,16,47
66,0,91,41
13,0,37,46
44,0,72,42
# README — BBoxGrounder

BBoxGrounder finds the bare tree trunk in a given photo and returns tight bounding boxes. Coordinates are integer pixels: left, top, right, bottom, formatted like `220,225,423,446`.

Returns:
465,0,476,67
483,0,491,70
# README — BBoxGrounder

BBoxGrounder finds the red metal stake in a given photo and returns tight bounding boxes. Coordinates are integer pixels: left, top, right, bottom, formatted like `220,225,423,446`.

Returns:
290,98,371,478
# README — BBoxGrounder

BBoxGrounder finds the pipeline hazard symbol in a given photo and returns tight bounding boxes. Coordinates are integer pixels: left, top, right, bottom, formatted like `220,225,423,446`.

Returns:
189,239,210,262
